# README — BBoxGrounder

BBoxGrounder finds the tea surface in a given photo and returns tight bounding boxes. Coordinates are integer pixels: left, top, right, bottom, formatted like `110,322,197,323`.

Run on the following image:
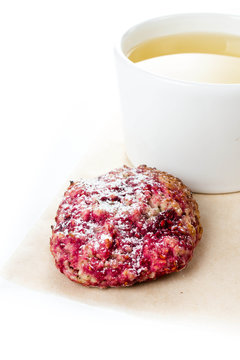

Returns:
128,33,240,62
128,33,240,84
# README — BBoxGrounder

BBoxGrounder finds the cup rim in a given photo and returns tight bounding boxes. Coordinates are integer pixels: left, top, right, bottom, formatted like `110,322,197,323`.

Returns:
114,12,240,88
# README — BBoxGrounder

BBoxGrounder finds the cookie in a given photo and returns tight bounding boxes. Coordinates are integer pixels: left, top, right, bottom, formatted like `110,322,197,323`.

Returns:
50,165,202,287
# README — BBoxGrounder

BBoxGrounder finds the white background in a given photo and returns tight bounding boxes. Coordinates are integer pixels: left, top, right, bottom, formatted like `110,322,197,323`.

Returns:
1,1,240,359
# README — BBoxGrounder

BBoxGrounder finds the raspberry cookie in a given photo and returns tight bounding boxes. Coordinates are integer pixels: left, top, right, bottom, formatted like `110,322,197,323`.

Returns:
50,165,202,288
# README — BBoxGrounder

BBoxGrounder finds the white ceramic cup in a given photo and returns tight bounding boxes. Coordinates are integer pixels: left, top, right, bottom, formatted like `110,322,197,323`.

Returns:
115,13,240,193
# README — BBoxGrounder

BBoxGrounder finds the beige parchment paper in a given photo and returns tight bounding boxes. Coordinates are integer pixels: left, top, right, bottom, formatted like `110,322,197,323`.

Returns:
1,135,240,326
